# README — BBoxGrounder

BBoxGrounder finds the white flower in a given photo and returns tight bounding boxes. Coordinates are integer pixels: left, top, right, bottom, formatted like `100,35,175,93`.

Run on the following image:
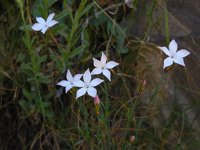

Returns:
31,13,58,34
91,52,119,81
158,39,190,69
57,69,83,93
74,69,104,99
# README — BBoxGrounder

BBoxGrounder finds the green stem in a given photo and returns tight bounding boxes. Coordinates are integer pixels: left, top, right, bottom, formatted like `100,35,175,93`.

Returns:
136,73,170,139
16,0,45,118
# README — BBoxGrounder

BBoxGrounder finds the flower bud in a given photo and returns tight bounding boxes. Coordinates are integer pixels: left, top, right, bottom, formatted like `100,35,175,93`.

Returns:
94,95,100,115
94,95,100,105
125,0,133,8
129,135,135,143
138,80,147,94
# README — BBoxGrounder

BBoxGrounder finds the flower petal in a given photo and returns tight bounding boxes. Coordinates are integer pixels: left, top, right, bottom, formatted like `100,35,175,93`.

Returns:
65,84,73,93
101,52,107,65
169,39,178,55
158,46,170,56
36,17,46,24
46,13,55,24
176,49,190,58
57,80,70,87
31,23,44,31
83,69,91,84
41,27,48,34
103,69,111,81
48,20,58,27
163,57,173,69
93,58,102,68
74,80,85,87
87,87,97,98
91,68,103,75
173,57,185,66
76,87,87,99
66,69,73,82
90,78,104,87
74,74,83,81
105,61,119,69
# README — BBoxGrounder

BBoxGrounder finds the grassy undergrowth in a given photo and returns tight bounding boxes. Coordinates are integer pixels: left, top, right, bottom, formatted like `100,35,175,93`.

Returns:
0,0,200,149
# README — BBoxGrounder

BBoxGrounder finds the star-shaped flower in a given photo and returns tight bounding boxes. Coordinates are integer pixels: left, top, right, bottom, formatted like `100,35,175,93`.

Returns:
91,52,119,81
158,39,190,69
74,69,104,99
57,69,82,93
31,13,58,34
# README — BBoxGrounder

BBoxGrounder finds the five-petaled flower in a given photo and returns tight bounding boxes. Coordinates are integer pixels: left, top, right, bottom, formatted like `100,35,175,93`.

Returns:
158,39,190,69
74,69,104,99
31,13,58,34
91,52,119,81
57,69,82,93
